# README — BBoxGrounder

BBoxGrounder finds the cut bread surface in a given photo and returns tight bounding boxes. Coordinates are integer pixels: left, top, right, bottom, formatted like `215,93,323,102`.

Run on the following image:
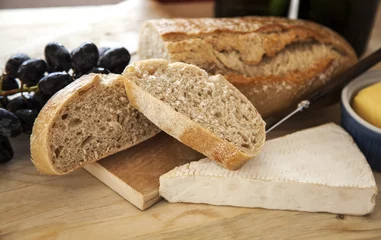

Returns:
31,74,160,175
123,59,266,170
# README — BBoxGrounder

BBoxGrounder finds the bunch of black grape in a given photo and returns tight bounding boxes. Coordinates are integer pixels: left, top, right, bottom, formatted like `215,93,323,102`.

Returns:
0,42,131,164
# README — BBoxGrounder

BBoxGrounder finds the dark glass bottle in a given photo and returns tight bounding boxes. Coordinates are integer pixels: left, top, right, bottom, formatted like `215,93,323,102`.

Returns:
214,0,380,56
298,0,379,57
215,0,290,18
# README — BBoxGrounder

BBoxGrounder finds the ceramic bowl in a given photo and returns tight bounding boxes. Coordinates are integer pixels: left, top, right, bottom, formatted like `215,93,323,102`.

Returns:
341,70,381,171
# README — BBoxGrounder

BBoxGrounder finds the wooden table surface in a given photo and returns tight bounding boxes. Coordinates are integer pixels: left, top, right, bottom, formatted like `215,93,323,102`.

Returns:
1,1,381,239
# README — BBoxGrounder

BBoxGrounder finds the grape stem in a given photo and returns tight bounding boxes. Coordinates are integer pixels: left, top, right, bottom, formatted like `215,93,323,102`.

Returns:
0,74,39,96
0,85,38,96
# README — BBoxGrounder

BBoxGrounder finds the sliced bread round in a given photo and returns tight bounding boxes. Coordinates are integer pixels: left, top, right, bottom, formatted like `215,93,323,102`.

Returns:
123,59,266,170
31,73,160,175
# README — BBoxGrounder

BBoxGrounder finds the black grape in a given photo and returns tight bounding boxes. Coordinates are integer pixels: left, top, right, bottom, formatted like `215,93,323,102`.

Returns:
97,47,130,74
46,65,55,73
71,42,99,73
6,94,37,113
0,136,14,164
6,96,28,113
38,72,72,97
45,42,72,72
0,108,22,137
17,59,47,86
0,96,8,108
32,92,49,111
26,95,42,111
15,109,38,134
1,75,19,91
5,53,30,78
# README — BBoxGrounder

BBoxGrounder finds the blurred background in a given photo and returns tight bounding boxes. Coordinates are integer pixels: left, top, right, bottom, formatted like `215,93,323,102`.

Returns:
1,0,379,57
0,0,208,8
0,0,123,8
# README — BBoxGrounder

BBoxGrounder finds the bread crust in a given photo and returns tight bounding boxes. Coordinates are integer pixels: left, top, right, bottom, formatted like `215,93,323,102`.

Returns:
145,17,356,60
230,57,339,117
140,17,358,118
30,74,159,175
31,74,100,175
123,60,265,170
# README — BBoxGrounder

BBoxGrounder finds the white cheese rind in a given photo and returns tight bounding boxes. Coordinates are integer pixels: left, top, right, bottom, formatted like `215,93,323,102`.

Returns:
159,123,378,215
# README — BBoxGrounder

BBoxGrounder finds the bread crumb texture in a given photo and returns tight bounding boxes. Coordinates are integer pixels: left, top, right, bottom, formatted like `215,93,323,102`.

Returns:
125,60,265,155
49,74,159,173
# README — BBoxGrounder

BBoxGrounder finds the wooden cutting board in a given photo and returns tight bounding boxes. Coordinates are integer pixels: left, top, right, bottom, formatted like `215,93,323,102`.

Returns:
84,132,203,210
3,105,381,240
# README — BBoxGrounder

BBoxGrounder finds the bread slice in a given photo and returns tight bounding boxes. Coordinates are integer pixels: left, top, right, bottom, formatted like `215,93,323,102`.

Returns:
31,74,160,175
139,17,357,118
123,59,266,170
160,123,378,215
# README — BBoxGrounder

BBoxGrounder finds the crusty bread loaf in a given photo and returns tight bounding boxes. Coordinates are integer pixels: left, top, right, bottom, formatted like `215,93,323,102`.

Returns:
139,17,358,118
123,59,266,170
31,74,160,175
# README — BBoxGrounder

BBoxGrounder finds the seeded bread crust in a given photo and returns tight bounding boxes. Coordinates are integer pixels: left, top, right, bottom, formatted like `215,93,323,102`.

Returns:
31,74,160,175
139,17,358,118
123,59,266,170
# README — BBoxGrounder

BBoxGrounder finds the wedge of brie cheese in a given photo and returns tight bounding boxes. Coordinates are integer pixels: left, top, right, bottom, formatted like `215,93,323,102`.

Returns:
160,123,378,215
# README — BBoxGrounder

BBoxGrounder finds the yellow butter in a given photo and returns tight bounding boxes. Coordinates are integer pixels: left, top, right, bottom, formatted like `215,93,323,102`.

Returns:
352,82,381,129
